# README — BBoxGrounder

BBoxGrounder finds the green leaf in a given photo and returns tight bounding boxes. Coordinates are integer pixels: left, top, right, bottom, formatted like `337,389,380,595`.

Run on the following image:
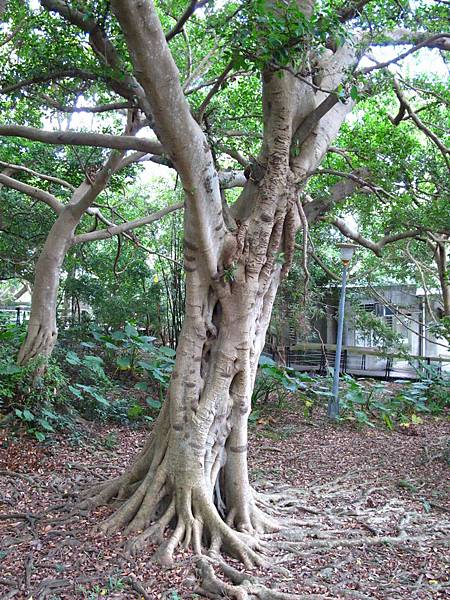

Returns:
78,385,110,406
66,351,81,366
83,355,104,367
80,341,96,349
104,341,119,350
259,355,276,367
22,409,34,422
125,323,138,338
137,361,153,371
145,396,162,409
111,330,126,341
134,382,148,391
127,404,144,419
0,363,22,375
34,431,46,442
158,346,176,358
38,418,54,432
68,385,83,399
117,356,131,370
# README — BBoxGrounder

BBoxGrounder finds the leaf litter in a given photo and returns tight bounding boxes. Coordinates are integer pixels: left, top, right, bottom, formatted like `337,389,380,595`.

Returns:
0,397,448,599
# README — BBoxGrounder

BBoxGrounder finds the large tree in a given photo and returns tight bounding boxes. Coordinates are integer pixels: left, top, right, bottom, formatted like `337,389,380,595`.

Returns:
1,0,449,575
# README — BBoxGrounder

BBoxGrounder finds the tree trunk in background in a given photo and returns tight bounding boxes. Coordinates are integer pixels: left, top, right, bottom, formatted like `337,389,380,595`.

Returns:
17,152,123,367
17,208,79,365
436,242,450,318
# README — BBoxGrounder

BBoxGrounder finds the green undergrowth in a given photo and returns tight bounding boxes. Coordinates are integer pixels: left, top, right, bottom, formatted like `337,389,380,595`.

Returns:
0,323,174,442
1,323,449,443
250,356,450,432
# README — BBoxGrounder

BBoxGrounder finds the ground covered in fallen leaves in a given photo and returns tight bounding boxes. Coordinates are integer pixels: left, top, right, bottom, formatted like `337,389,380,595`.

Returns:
0,397,449,600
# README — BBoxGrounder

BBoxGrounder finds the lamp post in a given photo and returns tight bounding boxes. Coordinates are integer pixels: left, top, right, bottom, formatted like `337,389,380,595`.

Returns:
328,242,357,420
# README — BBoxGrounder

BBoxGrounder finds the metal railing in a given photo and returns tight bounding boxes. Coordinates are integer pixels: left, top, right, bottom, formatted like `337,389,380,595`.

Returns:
0,305,31,325
264,342,450,380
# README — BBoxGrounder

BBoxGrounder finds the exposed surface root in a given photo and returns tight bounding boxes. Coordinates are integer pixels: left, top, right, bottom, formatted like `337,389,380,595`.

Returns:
83,456,272,570
80,457,450,599
192,473,450,599
1,412,449,599
196,556,325,599
17,324,56,365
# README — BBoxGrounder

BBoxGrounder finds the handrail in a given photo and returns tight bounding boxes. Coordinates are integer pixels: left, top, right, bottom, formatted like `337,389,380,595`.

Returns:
291,342,450,363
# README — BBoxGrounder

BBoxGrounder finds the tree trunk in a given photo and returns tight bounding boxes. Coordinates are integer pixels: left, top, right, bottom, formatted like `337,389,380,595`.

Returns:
84,0,358,565
436,242,450,318
85,153,297,563
17,208,79,366
87,263,283,565
17,152,124,367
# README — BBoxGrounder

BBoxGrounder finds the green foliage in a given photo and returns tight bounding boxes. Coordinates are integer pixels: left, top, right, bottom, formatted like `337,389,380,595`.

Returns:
224,0,346,72
0,322,177,440
252,355,314,419
0,324,69,440
252,351,448,430
350,304,408,354
428,317,450,345
338,373,449,429
223,263,238,283
60,323,175,421
89,323,175,386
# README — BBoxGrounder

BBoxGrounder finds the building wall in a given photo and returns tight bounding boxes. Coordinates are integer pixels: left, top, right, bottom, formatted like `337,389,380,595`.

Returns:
323,285,449,361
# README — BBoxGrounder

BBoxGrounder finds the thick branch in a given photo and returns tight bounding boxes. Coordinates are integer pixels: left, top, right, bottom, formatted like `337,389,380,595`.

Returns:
110,0,212,183
70,150,125,218
72,202,183,245
217,145,249,167
331,217,422,256
218,171,247,189
0,173,63,214
0,125,163,154
338,0,372,22
116,152,172,172
111,0,224,275
304,168,370,223
39,0,153,114
166,0,208,41
293,93,340,148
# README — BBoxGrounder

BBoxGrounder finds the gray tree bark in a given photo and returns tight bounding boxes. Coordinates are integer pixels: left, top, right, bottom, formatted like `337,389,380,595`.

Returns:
83,0,359,564
17,151,124,366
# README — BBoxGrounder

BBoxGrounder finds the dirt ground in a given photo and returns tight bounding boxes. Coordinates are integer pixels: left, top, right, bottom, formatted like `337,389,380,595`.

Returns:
0,398,449,600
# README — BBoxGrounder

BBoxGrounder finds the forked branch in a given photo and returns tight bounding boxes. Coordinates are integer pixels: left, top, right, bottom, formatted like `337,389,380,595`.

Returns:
72,202,183,245
330,217,423,256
